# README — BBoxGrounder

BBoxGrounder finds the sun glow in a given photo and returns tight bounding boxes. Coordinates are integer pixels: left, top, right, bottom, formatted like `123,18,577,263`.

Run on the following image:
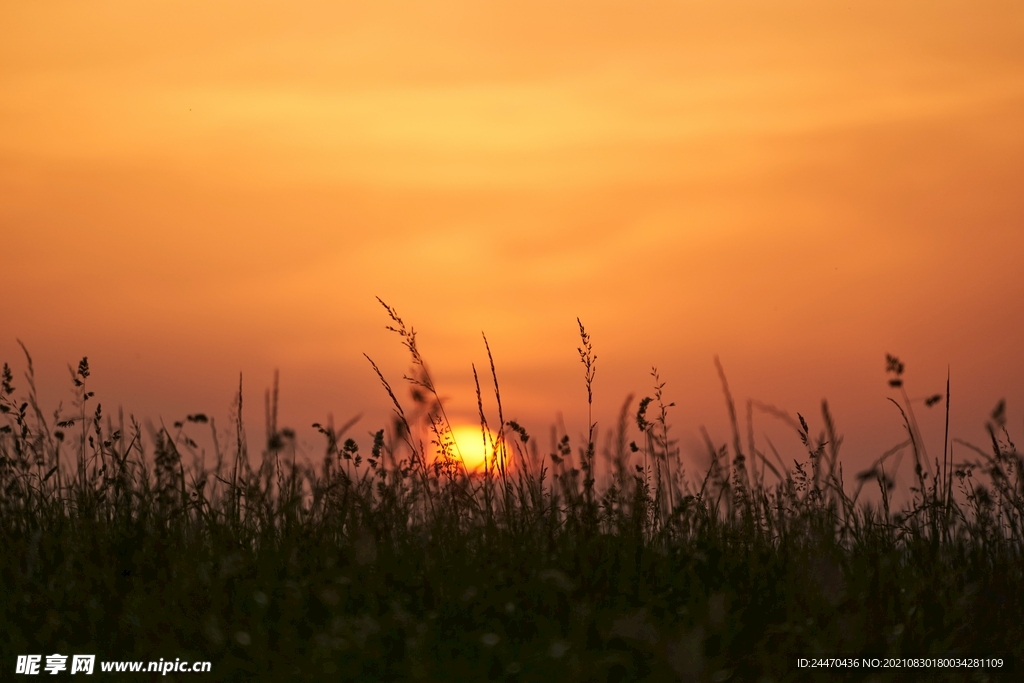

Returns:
444,424,502,475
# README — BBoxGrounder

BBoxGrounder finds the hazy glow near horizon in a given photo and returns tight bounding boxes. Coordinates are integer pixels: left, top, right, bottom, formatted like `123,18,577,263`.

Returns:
2,1,1024,495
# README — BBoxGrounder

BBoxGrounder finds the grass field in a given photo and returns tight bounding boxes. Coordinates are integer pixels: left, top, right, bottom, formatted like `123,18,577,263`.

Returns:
2,303,1021,681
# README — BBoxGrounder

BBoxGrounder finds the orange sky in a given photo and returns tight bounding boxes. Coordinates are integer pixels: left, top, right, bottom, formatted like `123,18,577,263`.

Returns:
3,1,1023,496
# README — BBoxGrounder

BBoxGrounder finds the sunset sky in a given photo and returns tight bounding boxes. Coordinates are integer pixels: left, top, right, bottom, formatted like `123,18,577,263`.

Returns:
3,1,1023,493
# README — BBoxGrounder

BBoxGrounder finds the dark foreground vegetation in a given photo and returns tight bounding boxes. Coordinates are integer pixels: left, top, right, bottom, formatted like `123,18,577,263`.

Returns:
2,304,1022,681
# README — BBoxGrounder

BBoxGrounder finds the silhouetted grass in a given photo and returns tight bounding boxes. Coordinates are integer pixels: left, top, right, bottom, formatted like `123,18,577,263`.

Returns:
2,304,1021,682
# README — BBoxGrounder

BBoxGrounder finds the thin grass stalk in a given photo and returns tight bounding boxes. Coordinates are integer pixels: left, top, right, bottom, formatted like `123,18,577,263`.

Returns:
483,333,510,516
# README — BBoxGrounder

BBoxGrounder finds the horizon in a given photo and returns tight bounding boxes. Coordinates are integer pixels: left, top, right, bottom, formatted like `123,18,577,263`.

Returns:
0,330,1008,509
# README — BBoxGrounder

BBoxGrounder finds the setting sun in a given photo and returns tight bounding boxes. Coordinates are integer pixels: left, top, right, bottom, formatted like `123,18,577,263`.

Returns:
444,424,501,475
